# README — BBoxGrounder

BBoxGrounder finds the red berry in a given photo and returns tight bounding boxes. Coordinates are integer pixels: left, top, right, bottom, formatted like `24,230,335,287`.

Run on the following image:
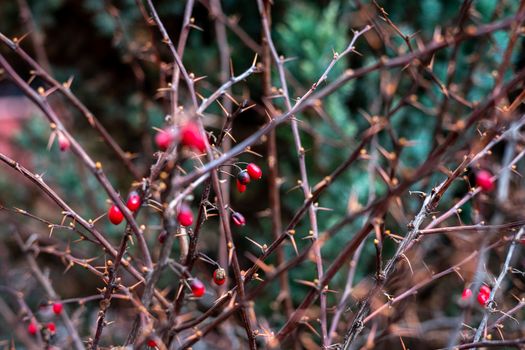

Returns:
52,302,63,315
190,279,205,297
213,268,227,286
181,122,206,152
108,204,124,225
461,288,472,300
28,322,38,335
147,339,157,348
126,191,141,212
475,170,494,192
46,322,56,334
231,211,246,226
177,205,193,227
479,285,491,296
247,163,262,180
477,291,489,306
158,231,167,244
236,179,247,193
237,170,251,185
58,133,70,152
155,129,175,151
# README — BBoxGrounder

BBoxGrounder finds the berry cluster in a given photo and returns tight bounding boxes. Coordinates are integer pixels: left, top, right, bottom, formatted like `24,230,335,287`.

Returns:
461,285,492,307
27,302,63,336
154,121,207,153
235,163,262,193
477,285,492,306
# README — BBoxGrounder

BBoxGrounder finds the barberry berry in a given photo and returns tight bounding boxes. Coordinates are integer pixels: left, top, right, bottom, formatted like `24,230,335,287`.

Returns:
231,212,246,226
213,268,227,286
191,279,205,297
177,205,194,227
108,204,124,225
247,163,262,180
126,191,141,212
52,302,63,315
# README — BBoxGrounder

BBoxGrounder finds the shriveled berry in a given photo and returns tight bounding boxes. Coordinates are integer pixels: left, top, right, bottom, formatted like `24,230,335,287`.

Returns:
247,163,262,180
28,322,38,335
58,133,70,152
181,122,206,152
177,205,193,227
155,129,175,151
237,170,251,185
231,211,246,226
461,288,472,300
479,285,491,296
213,268,226,286
126,191,141,212
476,170,494,192
236,179,246,193
108,205,124,225
477,291,489,306
190,279,205,297
158,231,168,244
147,339,157,348
46,322,56,334
52,302,63,315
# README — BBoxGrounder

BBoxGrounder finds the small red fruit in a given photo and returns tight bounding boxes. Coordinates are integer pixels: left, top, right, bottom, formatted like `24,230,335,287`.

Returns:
477,291,489,306
231,211,246,226
461,288,472,300
155,129,174,151
28,322,38,335
213,268,227,286
126,191,141,212
58,133,70,152
479,285,491,296
46,322,56,334
236,179,247,193
247,163,262,180
475,170,494,192
181,122,206,152
190,279,205,297
237,170,251,185
108,204,124,225
177,205,193,227
52,302,63,315
147,339,157,348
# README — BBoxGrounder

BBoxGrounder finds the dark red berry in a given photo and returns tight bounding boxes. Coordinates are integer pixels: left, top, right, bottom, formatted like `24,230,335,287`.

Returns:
177,205,193,227
46,322,56,334
126,191,141,212
158,231,168,244
52,302,63,315
108,205,124,225
28,322,38,335
155,129,175,151
477,291,489,306
247,163,262,180
147,339,157,348
231,211,246,226
461,288,472,300
190,279,205,297
181,122,206,152
475,170,494,192
213,268,227,286
58,133,70,152
237,170,251,185
236,179,247,193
